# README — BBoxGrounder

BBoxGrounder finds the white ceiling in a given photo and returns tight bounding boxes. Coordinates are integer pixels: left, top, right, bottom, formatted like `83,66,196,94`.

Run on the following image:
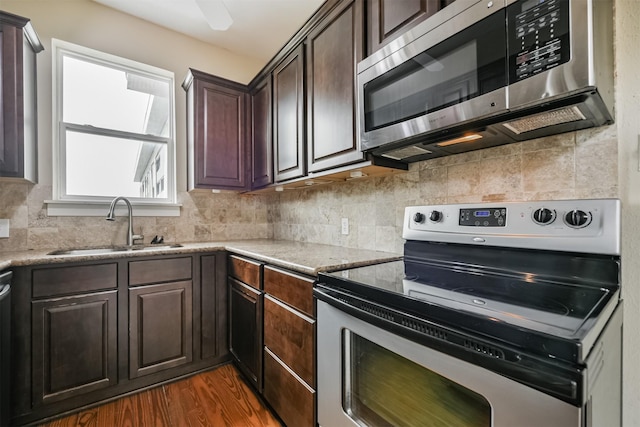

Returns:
92,0,325,62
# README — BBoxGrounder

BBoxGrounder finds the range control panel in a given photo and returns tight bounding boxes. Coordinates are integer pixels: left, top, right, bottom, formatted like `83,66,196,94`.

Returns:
459,207,506,227
403,199,620,255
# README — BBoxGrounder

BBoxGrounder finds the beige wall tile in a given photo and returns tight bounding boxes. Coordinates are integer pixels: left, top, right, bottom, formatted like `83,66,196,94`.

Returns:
522,146,575,193
0,125,619,253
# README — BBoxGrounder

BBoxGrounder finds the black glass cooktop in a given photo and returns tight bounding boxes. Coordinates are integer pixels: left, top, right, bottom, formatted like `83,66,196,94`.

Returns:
318,243,620,364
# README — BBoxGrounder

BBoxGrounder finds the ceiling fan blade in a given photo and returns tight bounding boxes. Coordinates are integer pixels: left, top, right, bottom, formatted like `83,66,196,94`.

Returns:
194,0,233,31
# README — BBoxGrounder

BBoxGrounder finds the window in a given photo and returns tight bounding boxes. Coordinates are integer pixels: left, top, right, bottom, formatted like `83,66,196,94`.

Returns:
49,39,179,216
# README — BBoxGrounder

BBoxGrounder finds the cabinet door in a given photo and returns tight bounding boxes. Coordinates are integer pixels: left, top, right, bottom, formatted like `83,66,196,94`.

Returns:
32,291,118,406
251,76,273,189
186,70,249,190
229,278,263,391
0,13,41,182
129,281,193,378
367,0,443,55
273,44,306,182
306,0,365,173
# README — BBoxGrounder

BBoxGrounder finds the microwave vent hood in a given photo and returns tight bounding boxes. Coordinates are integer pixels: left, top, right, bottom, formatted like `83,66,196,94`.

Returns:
374,93,613,163
358,0,614,163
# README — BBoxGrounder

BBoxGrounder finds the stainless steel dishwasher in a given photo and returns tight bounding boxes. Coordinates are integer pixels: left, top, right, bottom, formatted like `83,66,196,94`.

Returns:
0,271,11,427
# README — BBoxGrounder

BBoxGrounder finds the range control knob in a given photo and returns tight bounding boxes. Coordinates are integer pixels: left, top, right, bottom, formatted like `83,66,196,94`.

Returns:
564,210,592,228
429,210,443,222
532,208,556,225
413,212,426,223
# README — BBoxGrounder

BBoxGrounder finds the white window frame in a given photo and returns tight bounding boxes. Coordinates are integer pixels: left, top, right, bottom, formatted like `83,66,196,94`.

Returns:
47,39,180,217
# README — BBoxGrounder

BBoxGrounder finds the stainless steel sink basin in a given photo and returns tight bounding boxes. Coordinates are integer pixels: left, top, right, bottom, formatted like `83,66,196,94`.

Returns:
47,244,183,256
47,247,129,256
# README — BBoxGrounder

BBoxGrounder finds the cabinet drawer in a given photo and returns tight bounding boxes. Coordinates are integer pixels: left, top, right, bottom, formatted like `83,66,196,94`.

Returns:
228,255,262,289
32,263,118,298
264,266,314,316
129,257,192,286
263,348,315,427
264,294,314,386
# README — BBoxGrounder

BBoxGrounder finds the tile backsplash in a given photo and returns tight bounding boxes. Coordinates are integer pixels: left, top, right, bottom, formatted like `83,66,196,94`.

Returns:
0,125,617,254
270,125,618,254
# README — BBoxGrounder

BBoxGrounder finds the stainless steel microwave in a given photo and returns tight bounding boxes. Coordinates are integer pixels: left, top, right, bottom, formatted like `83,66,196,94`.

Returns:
357,0,614,162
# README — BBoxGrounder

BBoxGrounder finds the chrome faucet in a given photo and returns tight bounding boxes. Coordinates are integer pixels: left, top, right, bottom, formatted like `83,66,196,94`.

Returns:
106,197,144,247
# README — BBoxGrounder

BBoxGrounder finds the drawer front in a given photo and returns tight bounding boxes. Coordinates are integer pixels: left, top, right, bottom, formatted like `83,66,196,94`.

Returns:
264,294,314,386
129,257,192,286
228,255,262,289
263,348,315,427
263,266,314,316
32,263,118,298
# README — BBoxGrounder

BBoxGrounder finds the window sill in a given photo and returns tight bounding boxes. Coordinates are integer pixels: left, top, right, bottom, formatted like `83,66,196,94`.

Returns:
45,200,181,217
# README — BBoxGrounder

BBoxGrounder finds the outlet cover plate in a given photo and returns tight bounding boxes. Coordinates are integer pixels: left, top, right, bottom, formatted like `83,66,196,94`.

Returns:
341,218,349,235
0,219,9,238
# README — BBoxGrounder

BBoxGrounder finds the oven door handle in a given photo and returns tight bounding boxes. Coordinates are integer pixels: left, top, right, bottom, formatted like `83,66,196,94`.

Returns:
314,284,372,323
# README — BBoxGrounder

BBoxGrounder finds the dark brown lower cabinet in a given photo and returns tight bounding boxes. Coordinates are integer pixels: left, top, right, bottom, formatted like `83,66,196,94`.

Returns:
31,291,118,406
129,281,193,378
11,252,229,426
229,278,263,391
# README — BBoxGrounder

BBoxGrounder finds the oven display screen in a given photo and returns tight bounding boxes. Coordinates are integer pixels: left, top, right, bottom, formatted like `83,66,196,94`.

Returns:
460,208,506,227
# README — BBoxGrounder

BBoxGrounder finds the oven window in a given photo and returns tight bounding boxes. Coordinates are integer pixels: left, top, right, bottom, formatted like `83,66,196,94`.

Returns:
363,10,506,132
343,331,491,427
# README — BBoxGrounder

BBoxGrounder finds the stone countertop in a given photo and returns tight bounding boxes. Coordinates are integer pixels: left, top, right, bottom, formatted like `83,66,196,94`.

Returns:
0,240,402,276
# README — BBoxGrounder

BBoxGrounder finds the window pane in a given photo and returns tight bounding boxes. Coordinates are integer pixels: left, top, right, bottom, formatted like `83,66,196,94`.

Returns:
65,130,167,199
62,55,170,137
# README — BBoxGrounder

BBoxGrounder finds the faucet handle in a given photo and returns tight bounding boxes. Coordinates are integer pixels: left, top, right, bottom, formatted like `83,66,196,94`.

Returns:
132,234,144,245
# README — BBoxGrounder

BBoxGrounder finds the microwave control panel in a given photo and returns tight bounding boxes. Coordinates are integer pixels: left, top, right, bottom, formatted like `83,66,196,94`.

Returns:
508,0,570,83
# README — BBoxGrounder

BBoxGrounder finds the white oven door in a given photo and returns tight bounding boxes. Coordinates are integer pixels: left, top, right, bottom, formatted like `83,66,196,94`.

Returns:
317,300,582,427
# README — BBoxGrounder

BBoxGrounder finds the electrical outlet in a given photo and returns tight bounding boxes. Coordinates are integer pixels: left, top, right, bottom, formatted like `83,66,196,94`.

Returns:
0,219,9,238
341,218,349,235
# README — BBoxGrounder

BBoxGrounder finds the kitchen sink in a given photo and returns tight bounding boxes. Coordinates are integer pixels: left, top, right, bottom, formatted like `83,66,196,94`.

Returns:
47,244,183,256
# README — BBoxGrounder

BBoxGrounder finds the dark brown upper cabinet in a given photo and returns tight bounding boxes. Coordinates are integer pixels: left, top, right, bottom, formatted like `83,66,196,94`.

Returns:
183,69,250,191
366,0,443,55
250,76,273,188
273,44,306,182
306,0,365,173
0,11,43,182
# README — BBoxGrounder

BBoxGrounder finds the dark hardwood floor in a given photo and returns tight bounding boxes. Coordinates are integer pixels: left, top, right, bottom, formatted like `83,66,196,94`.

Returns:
39,364,282,427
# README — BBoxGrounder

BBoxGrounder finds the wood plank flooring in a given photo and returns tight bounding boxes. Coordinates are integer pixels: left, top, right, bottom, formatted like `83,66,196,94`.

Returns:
39,364,282,427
